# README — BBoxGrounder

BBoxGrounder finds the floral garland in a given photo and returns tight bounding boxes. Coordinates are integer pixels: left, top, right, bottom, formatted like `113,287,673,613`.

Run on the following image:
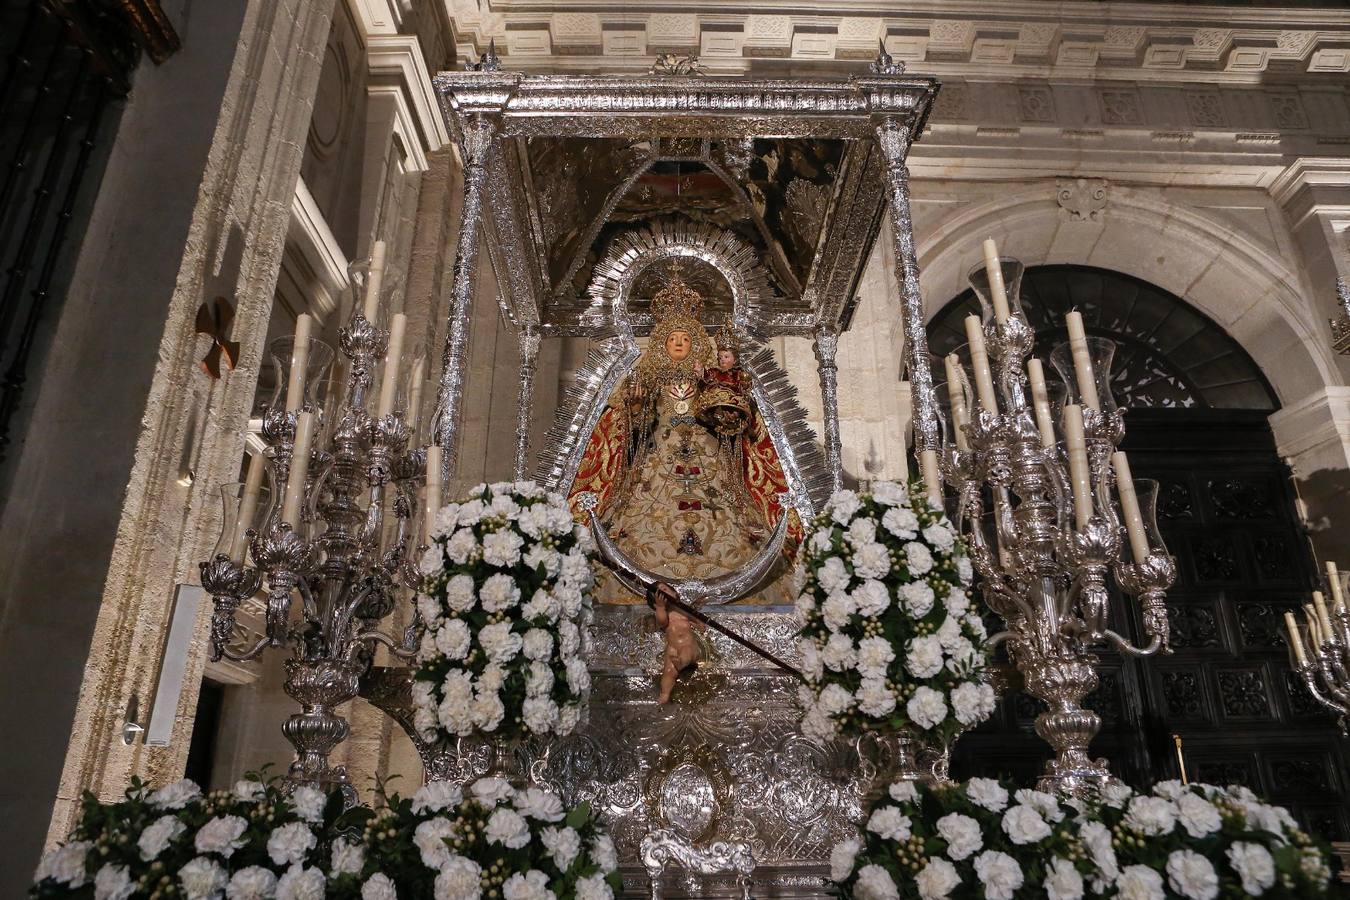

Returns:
795,482,995,744
33,775,621,900
831,777,1333,899
329,777,620,900
414,481,596,743
31,776,348,900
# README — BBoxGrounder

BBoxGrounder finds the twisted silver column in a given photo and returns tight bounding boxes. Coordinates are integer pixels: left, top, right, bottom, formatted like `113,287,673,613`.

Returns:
813,324,843,493
513,326,541,480
873,118,939,456
434,114,497,480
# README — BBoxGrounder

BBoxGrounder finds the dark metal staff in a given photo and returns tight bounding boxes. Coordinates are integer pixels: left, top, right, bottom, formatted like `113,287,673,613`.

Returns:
644,582,805,682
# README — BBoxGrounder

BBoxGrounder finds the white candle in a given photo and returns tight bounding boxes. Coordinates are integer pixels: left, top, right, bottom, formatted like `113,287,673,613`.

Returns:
1328,561,1345,612
406,356,427,432
1112,451,1150,564
424,444,443,546
1026,358,1057,449
982,238,1011,325
944,354,969,450
920,449,942,508
377,312,408,419
964,314,999,414
1065,310,1101,411
1314,590,1335,640
281,410,315,529
284,313,313,413
1285,611,1308,665
363,240,388,322
230,452,267,564
1063,404,1093,529
1306,603,1324,647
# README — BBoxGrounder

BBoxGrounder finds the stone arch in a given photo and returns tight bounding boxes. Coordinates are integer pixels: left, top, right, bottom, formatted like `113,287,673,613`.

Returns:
913,184,1338,407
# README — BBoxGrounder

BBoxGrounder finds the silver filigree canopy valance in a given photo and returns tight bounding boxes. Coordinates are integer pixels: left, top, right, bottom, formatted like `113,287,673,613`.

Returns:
432,70,940,338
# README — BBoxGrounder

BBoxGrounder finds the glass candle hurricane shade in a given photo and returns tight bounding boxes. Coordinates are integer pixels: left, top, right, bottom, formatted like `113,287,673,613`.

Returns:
1049,336,1118,416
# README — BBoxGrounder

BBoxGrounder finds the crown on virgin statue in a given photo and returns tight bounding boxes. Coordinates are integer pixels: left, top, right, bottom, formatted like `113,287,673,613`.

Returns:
636,271,715,388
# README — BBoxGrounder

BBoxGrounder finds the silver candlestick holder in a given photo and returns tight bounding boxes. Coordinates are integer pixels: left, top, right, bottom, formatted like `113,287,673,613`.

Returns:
935,251,1175,798
1285,563,1350,735
199,254,428,802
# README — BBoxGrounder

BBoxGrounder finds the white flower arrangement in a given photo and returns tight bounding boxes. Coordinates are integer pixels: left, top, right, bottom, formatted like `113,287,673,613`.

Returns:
35,774,623,900
326,777,621,900
795,483,993,744
414,481,596,744
830,777,1334,899
32,775,337,900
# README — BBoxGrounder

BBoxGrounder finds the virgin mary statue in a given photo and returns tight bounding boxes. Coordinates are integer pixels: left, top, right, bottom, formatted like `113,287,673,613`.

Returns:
569,272,800,606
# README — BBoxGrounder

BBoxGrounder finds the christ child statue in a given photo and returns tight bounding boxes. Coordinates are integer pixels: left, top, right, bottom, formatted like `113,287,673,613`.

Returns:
695,321,754,438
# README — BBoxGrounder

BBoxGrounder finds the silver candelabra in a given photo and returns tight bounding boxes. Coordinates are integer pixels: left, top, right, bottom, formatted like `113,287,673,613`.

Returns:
200,245,431,801
1285,561,1350,735
934,245,1175,797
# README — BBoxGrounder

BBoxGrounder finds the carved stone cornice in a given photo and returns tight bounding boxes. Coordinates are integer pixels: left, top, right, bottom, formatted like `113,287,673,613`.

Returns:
443,1,1350,82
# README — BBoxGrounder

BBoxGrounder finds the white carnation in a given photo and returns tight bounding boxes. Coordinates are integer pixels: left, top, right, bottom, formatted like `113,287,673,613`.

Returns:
821,591,856,630
1014,788,1064,823
522,588,559,622
329,838,365,876
904,542,934,575
821,633,856,671
847,517,878,546
225,867,278,900
1167,849,1219,900
412,780,463,814
150,778,202,810
854,864,899,900
361,873,398,900
1079,821,1119,884
856,678,896,717
480,573,522,612
856,637,895,676
575,873,613,900
830,837,861,881
486,807,531,849
888,781,919,803
1045,857,1084,900
944,587,969,616
178,857,227,900
882,506,919,539
936,812,982,860
276,866,325,900
1002,805,1051,844
265,821,316,867
434,856,482,900
853,542,892,580
973,850,1024,900
413,817,457,869
522,696,560,733
418,546,443,575
138,814,185,861
527,661,555,698
232,780,265,802
923,522,956,552
866,805,912,841
1176,792,1221,837
829,489,862,524
523,628,554,661
916,857,961,899
819,683,855,716
195,815,249,858
472,690,506,731
471,776,514,806
852,579,890,617
444,573,476,611
478,620,523,663
434,619,472,660
906,685,947,730
541,825,582,870
1226,842,1276,895
1117,865,1165,900
1124,795,1177,836
444,528,478,564
817,557,851,594
94,864,134,900
900,580,935,617
289,785,326,823
482,529,524,567
966,778,1009,812
952,681,996,725
810,528,835,553
566,656,591,694
905,636,944,679
502,870,553,900
592,834,618,872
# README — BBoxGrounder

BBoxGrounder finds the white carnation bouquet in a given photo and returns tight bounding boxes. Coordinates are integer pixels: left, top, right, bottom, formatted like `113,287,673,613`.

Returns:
413,481,596,744
31,774,347,900
795,482,995,745
830,776,1333,899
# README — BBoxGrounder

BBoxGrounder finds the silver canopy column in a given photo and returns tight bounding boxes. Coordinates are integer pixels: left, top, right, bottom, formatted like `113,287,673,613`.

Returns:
513,325,541,480
813,324,844,494
872,114,943,504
